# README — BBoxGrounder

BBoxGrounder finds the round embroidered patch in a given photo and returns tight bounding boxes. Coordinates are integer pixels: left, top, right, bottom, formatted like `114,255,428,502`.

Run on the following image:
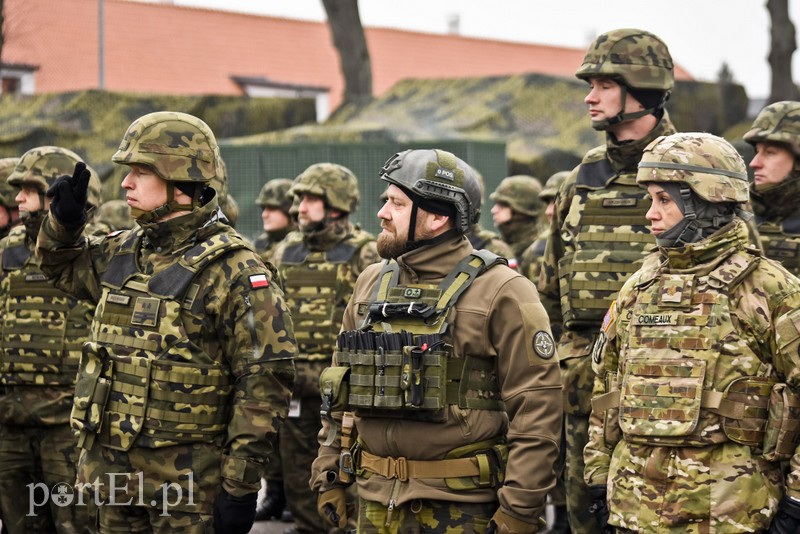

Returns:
533,331,555,359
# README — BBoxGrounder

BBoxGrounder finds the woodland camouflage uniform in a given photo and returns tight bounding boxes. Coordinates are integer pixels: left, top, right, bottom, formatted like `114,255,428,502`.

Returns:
490,174,544,267
36,112,295,534
0,157,20,240
254,178,296,265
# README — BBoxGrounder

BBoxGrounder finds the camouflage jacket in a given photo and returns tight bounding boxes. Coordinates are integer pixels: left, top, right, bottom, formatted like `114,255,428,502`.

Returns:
751,178,800,276
585,219,800,532
496,217,541,266
465,223,514,263
36,196,295,497
311,235,562,524
254,225,294,265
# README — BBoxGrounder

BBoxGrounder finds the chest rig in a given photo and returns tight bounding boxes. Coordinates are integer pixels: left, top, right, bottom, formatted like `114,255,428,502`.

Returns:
0,240,91,386
559,158,655,329
757,212,800,274
326,250,506,424
71,229,247,451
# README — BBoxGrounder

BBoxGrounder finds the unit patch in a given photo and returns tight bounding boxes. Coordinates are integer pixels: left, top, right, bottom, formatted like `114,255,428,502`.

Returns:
533,331,555,359
249,274,270,288
132,297,160,327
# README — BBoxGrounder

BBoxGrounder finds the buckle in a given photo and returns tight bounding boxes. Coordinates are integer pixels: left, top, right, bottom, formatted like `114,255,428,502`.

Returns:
388,456,409,481
339,450,355,476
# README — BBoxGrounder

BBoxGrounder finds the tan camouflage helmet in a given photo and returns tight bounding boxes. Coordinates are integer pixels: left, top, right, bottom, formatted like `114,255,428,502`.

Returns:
290,163,359,214
0,157,20,208
637,132,749,203
743,101,800,157
8,146,101,207
490,175,544,217
576,28,674,91
380,148,481,233
540,170,569,201
257,178,294,214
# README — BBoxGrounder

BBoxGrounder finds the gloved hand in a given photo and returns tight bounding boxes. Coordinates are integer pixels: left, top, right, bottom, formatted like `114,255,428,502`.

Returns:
46,162,90,229
317,487,347,529
485,507,542,533
770,495,800,534
588,484,613,534
213,488,257,534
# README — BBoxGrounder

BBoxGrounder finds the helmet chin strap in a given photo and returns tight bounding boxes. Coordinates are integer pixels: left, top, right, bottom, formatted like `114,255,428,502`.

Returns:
592,84,668,131
130,182,195,223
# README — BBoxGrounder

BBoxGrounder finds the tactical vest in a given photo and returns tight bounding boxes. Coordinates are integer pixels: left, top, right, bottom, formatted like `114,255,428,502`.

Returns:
558,157,655,329
757,213,800,274
596,251,779,449
0,241,91,386
279,233,372,361
322,251,507,424
70,229,248,451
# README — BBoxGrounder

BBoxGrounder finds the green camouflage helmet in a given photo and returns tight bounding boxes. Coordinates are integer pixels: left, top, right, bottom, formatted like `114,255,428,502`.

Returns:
8,146,101,205
637,132,749,203
94,199,133,232
380,148,481,233
290,163,359,214
257,178,294,214
0,157,20,208
540,170,569,201
575,28,674,91
112,111,219,184
490,174,544,216
743,101,800,157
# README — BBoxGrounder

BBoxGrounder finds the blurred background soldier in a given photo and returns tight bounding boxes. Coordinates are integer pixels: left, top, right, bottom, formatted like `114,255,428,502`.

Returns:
311,148,562,533
271,163,378,533
254,178,296,265
465,171,514,261
0,147,97,533
90,198,134,235
538,28,677,533
36,111,295,534
586,132,800,533
744,100,800,275
0,158,21,240
521,170,569,291
490,174,544,269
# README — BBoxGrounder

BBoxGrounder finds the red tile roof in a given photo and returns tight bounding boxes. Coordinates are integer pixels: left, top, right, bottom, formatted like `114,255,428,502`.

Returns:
3,0,693,112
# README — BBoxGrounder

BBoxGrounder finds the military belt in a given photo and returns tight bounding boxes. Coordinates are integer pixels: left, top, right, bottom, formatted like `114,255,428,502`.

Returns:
358,449,483,481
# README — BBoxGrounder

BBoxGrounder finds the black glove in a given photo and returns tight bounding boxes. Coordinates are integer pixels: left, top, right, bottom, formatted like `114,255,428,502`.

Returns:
770,495,800,534
46,162,90,229
213,488,257,534
588,484,613,534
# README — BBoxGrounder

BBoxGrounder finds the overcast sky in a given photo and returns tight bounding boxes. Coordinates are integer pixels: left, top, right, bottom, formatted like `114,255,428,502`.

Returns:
169,0,799,100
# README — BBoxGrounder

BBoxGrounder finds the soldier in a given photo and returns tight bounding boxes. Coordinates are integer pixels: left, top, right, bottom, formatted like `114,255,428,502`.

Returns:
271,163,378,533
521,170,569,292
744,100,800,275
36,111,295,533
465,171,514,261
490,174,544,267
91,199,134,235
254,178,296,265
0,147,97,533
585,132,800,532
311,148,562,532
537,28,677,533
0,158,21,240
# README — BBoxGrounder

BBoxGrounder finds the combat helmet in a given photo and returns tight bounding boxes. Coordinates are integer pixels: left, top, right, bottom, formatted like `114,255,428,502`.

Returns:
380,148,481,234
0,157,20,209
576,28,674,129
743,101,800,158
637,132,749,204
290,163,359,214
257,178,294,215
490,175,544,217
540,171,569,201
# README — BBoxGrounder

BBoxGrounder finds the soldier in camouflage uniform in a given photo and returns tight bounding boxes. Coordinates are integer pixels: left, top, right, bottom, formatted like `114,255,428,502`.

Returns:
0,158,21,240
521,170,569,292
490,175,544,269
91,199,134,236
585,132,800,533
271,163,378,533
311,148,562,533
0,147,97,533
254,178,296,265
36,111,296,534
465,171,514,262
537,29,677,534
743,101,800,276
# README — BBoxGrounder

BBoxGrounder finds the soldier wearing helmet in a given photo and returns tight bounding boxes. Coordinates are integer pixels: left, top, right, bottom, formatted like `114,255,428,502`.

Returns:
585,132,800,533
311,149,562,533
538,28,678,533
0,157,21,239
36,112,295,534
464,170,515,261
253,178,296,265
744,101,800,275
490,174,544,268
0,147,97,533
270,162,377,534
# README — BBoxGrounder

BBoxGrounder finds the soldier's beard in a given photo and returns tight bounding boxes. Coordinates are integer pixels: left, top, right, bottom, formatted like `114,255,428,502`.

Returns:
377,218,433,259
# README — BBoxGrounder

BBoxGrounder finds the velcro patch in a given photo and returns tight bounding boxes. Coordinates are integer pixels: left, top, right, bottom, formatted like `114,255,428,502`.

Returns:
249,274,269,288
533,331,555,359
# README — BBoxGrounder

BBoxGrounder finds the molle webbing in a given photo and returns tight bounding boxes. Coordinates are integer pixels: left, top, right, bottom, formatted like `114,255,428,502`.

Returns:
758,224,800,271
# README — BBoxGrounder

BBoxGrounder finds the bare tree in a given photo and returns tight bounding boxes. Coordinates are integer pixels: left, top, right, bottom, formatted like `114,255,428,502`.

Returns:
0,0,5,64
767,0,800,102
322,0,373,111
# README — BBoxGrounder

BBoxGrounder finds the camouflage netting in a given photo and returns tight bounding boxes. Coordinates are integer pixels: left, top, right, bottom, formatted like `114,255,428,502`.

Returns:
0,90,316,201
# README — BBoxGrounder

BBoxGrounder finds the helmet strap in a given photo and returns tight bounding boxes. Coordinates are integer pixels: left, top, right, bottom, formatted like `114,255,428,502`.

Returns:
593,84,669,131
405,200,420,250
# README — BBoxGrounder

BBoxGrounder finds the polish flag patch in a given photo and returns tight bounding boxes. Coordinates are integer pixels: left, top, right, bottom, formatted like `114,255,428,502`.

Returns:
249,274,269,288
